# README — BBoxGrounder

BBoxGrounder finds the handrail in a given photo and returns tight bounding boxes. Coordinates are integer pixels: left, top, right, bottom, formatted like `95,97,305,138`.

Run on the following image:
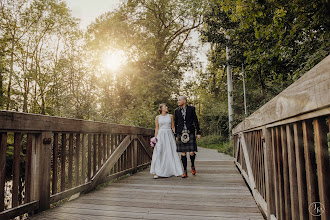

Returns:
232,55,330,220
0,111,154,220
233,55,330,134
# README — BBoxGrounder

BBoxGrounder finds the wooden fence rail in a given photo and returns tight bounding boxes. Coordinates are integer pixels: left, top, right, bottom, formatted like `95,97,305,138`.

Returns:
233,55,330,220
0,112,154,220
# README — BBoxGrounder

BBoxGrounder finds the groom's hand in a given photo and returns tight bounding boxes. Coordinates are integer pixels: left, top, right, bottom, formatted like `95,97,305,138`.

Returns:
197,135,201,139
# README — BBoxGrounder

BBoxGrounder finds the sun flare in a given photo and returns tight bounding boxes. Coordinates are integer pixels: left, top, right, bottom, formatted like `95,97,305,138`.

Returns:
103,50,127,71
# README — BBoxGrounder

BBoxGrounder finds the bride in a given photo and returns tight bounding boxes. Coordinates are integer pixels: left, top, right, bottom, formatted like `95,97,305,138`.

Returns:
150,103,183,178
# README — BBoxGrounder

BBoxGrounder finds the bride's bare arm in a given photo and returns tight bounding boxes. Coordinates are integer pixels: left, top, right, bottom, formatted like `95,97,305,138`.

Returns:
170,114,175,133
155,116,159,137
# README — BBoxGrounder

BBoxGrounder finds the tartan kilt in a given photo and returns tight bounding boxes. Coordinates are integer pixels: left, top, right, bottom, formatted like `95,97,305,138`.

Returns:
176,133,198,152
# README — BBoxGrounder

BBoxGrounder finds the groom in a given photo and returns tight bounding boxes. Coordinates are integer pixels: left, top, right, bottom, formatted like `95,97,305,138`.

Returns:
175,95,201,178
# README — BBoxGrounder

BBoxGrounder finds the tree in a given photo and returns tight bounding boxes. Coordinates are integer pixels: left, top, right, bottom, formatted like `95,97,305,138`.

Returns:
85,0,208,127
200,0,330,129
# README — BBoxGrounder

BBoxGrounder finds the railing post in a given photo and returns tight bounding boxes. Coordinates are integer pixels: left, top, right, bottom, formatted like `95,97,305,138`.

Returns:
31,132,52,212
263,127,275,219
132,136,138,173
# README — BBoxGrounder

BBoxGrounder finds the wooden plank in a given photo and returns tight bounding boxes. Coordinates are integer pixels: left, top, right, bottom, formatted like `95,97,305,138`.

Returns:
233,55,330,134
281,126,291,219
87,135,133,191
239,133,256,189
35,132,52,211
133,137,138,173
257,131,262,195
103,134,106,162
87,134,92,182
110,134,114,174
0,201,39,220
127,142,131,169
111,134,114,155
68,134,73,189
98,134,102,169
0,110,154,135
286,124,299,220
12,133,21,208
264,127,276,219
0,136,268,220
261,134,266,198
61,133,66,192
266,108,330,129
235,161,267,216
117,136,121,172
52,133,58,195
256,131,261,195
119,136,123,172
259,131,263,196
75,133,80,186
250,133,255,184
107,134,110,159
137,135,153,158
114,135,118,173
124,149,127,171
121,135,124,171
302,120,319,220
122,145,126,171
0,133,7,212
101,163,150,185
313,118,329,220
234,135,239,160
25,134,33,202
81,134,86,184
275,127,285,220
93,134,97,175
293,122,308,220
50,182,91,204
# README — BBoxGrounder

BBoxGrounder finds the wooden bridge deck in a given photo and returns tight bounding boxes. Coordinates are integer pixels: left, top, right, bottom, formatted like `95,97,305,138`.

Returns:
30,148,264,220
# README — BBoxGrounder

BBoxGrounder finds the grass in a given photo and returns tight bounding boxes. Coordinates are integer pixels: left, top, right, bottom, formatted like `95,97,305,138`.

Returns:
197,135,233,156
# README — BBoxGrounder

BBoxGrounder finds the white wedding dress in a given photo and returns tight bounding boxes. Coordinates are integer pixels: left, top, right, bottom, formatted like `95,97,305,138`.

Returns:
150,114,183,177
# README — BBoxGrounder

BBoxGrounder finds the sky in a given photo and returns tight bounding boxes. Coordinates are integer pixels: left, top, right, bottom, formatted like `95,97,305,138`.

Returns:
65,0,209,78
65,0,122,29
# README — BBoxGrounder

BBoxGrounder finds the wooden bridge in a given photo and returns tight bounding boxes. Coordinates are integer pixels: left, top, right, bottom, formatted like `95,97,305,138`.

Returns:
0,55,329,220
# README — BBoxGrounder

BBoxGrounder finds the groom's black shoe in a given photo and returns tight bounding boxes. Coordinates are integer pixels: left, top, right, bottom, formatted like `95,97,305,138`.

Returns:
182,171,188,178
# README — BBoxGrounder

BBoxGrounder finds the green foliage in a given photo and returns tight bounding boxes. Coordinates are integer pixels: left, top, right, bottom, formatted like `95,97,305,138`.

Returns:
197,135,233,156
1,0,329,138
84,0,207,127
195,0,330,136
197,134,226,146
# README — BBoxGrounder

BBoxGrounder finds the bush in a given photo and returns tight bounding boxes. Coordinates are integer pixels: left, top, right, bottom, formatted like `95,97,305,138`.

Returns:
197,135,233,156
197,135,227,146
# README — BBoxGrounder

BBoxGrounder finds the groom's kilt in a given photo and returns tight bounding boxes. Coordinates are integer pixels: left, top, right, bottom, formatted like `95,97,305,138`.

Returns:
176,133,198,152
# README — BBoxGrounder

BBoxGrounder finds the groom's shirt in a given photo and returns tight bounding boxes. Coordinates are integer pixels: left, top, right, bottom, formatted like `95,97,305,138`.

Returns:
180,106,187,130
175,105,201,135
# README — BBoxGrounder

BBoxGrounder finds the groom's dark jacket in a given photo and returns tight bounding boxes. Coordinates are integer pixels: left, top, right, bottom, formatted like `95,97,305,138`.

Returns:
174,105,201,135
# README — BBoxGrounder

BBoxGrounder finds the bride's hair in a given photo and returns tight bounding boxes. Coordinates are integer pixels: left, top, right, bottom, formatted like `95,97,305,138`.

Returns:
158,103,167,114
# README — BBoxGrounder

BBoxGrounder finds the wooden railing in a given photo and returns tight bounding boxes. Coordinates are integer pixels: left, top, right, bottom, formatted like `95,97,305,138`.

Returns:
0,111,153,220
233,55,330,220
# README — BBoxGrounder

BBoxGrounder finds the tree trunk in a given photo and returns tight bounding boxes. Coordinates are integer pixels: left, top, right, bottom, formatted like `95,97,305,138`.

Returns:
0,68,3,108
7,34,15,110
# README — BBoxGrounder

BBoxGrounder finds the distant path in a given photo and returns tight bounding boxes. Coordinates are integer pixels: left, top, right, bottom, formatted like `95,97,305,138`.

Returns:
30,147,264,219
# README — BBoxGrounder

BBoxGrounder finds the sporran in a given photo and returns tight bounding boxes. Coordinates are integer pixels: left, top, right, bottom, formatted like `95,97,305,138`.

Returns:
181,129,190,143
